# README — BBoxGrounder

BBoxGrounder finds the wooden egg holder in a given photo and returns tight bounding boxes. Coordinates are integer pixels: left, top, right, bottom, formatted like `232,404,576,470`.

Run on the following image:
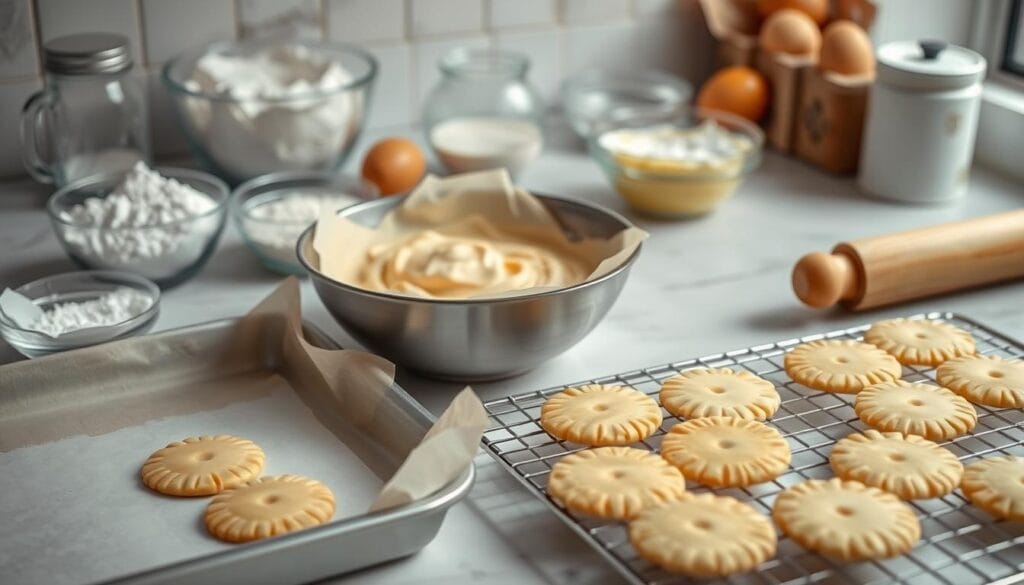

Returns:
698,0,877,175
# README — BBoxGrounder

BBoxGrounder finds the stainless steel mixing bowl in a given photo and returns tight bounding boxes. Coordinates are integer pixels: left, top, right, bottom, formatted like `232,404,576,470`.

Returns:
298,194,642,381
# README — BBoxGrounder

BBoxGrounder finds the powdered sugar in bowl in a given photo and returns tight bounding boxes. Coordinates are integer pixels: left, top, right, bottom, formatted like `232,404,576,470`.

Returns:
47,164,229,288
0,270,160,358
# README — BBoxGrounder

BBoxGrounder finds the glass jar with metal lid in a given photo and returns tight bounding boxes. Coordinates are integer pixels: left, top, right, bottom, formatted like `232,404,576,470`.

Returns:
20,33,150,186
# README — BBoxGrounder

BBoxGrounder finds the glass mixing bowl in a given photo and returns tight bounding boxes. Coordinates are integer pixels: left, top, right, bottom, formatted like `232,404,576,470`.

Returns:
561,69,693,140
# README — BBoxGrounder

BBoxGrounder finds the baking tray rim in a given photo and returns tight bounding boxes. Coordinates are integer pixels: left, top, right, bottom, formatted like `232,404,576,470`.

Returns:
18,317,476,585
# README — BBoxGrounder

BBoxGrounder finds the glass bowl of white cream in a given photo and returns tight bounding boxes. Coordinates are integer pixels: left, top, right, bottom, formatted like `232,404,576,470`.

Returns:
0,270,160,358
163,39,377,184
231,171,380,275
589,106,764,219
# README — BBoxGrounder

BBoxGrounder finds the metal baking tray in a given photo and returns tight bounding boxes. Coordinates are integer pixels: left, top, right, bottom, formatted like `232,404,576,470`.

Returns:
0,319,474,585
482,313,1024,585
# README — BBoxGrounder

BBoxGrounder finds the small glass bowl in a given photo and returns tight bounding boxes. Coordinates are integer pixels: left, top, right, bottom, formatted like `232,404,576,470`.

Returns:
231,171,379,275
47,167,230,288
588,106,765,219
561,69,693,140
0,271,161,359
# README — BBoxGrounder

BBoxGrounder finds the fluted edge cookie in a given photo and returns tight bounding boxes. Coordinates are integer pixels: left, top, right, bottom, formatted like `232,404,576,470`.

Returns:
540,384,662,446
937,354,1024,409
784,339,902,394
660,417,791,488
961,456,1024,522
141,435,266,497
772,478,921,561
659,368,780,421
865,318,975,366
205,474,336,543
546,447,685,520
829,430,963,500
854,380,977,441
629,493,776,577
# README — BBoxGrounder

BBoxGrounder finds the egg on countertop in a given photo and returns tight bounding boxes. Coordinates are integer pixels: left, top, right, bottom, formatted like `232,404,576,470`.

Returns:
759,8,822,58
819,20,876,76
360,138,427,196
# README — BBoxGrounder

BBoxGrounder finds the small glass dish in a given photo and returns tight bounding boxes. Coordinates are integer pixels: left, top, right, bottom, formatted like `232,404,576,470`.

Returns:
47,167,230,288
561,69,693,140
588,106,764,219
231,171,379,275
0,270,161,359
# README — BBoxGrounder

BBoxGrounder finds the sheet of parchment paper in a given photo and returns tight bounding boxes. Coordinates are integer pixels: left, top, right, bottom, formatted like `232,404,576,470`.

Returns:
312,169,648,298
0,278,487,585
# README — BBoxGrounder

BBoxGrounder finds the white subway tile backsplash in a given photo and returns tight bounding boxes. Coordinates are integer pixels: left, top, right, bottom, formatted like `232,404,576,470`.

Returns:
494,28,562,102
36,0,143,64
326,0,404,43
489,0,556,29
141,0,235,65
633,0,715,86
0,0,39,79
870,0,976,46
238,0,323,40
633,0,677,17
411,0,483,37
412,35,490,113
561,0,631,24
563,22,638,74
360,42,413,128
0,77,42,178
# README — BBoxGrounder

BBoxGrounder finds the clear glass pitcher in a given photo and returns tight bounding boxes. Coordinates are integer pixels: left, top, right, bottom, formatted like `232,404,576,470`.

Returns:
21,33,150,186
423,48,544,177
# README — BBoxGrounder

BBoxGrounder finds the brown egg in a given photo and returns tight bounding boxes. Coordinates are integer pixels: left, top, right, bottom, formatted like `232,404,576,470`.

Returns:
360,137,427,196
820,20,876,76
757,0,828,25
759,9,822,57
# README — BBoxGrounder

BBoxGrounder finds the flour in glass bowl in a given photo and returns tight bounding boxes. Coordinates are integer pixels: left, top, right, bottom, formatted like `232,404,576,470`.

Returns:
28,287,154,337
242,191,361,266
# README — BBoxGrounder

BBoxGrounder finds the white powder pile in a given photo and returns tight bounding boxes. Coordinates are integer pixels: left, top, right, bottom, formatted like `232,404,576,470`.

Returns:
598,121,753,166
29,287,153,337
59,162,220,278
243,191,360,267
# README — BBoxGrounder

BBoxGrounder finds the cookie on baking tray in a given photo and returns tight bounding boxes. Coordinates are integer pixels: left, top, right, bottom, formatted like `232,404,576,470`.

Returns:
546,446,686,520
829,430,963,500
772,478,921,561
141,435,266,497
540,384,662,446
864,318,976,367
659,417,791,488
961,456,1024,522
629,493,776,577
204,474,336,543
658,368,780,421
937,354,1024,409
854,380,977,441
784,339,902,394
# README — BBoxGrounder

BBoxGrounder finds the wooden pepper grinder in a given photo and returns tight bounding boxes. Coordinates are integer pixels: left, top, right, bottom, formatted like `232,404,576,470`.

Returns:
792,210,1024,310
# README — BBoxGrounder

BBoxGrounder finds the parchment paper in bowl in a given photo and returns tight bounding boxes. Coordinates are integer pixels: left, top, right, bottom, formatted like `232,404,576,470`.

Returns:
312,168,648,298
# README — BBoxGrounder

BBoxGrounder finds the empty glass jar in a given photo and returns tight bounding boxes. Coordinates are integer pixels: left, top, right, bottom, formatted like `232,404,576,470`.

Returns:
423,48,545,177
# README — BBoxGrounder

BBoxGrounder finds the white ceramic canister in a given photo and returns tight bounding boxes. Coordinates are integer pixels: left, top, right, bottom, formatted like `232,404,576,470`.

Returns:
858,40,986,204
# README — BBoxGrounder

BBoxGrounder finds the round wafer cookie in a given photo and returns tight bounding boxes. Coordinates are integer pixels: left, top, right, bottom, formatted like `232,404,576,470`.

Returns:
540,384,662,446
659,417,791,488
937,354,1024,409
546,447,686,520
204,474,336,543
629,493,776,577
659,368,780,421
864,318,975,367
829,430,963,500
854,380,977,441
141,435,266,497
961,456,1024,522
772,478,921,561
784,339,902,394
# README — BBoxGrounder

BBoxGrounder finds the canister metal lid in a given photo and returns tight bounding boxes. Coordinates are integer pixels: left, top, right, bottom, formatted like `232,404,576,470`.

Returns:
876,40,986,91
43,33,132,75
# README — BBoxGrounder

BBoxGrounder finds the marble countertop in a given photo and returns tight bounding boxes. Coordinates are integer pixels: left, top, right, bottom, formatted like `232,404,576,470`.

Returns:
2,128,1023,585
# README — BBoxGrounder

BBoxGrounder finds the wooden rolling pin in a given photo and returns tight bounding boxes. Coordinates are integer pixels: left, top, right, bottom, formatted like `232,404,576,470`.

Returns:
792,210,1024,310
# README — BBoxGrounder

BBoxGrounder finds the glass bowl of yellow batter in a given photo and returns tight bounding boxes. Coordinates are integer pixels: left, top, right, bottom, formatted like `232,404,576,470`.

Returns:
589,107,764,218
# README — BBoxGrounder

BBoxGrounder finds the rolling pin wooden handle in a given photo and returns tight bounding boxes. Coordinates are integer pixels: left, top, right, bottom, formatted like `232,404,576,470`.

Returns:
792,210,1024,310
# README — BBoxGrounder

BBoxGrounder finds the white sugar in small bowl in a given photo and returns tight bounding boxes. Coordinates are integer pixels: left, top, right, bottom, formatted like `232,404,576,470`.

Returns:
0,271,161,359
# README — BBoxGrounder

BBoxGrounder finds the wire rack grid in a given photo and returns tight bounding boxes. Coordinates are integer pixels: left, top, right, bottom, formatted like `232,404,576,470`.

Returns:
481,313,1024,585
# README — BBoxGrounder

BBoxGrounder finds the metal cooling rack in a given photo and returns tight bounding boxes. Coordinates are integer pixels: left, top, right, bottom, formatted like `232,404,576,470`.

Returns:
481,313,1024,585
